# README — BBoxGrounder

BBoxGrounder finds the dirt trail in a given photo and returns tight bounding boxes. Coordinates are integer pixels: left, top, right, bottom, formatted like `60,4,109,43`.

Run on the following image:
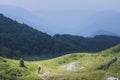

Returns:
39,74,48,80
39,71,54,80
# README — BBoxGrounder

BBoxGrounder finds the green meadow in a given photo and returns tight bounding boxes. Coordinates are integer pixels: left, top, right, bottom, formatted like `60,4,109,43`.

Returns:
0,45,120,80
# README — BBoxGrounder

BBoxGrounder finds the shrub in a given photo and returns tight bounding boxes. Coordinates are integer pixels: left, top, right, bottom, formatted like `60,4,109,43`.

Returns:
19,58,25,67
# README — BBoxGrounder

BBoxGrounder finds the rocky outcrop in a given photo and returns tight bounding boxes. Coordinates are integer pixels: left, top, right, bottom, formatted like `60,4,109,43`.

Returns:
106,76,119,80
98,56,120,70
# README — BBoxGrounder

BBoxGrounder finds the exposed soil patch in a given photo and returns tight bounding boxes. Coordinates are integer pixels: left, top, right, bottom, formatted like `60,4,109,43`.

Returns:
60,62,84,71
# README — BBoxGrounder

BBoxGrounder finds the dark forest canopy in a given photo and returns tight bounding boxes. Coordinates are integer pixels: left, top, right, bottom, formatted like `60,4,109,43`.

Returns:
0,14,120,60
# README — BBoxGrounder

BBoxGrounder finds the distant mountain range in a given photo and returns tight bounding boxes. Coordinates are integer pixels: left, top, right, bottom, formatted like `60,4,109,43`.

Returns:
82,11,120,36
0,5,120,36
91,30,118,37
0,5,49,33
0,14,120,60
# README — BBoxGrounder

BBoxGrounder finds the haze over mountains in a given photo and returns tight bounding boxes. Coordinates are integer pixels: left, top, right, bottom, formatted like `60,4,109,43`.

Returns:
0,5,120,37
91,30,118,37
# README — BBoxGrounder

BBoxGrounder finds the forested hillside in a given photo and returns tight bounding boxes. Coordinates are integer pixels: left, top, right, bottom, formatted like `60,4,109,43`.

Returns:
53,34,120,53
0,14,53,60
0,14,120,60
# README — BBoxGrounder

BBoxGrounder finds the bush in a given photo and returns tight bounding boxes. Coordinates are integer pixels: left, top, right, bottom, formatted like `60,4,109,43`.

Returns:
19,58,25,67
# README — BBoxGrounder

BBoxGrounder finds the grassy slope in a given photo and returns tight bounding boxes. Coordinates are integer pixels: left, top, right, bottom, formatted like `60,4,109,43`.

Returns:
0,44,120,80
0,57,41,80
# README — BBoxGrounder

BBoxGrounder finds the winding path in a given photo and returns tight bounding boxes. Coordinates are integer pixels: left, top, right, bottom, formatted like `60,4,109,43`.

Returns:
39,74,48,80
38,71,53,80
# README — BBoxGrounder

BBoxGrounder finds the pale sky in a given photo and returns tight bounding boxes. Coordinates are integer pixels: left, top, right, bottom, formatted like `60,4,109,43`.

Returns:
0,0,120,11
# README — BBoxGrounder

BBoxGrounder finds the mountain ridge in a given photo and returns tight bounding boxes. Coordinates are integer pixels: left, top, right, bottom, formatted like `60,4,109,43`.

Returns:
0,13,120,60
91,30,118,37
1,5,120,36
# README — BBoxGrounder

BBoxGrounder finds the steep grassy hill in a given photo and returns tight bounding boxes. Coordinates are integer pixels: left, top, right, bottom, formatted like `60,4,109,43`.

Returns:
0,44,120,80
